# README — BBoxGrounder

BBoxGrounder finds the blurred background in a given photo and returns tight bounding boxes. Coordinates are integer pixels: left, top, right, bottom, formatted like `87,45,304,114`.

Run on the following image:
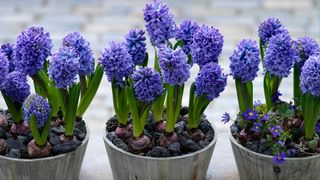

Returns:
0,0,319,179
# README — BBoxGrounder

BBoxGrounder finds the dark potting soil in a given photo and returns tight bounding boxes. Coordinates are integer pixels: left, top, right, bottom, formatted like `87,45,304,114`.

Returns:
0,109,86,159
105,107,215,157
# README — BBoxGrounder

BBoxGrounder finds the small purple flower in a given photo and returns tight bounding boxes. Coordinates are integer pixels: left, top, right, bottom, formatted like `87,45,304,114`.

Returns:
295,36,319,69
190,25,224,67
258,17,288,45
124,29,147,65
254,100,262,107
242,109,259,121
229,39,260,82
23,94,51,128
158,46,190,86
132,67,164,103
1,43,15,72
251,122,262,133
14,27,52,76
316,122,320,133
270,125,282,138
62,32,94,75
48,47,80,88
99,41,134,88
264,32,297,78
300,55,320,97
143,0,176,46
0,52,9,90
273,152,286,164
4,71,30,104
271,90,282,103
175,20,199,54
221,112,230,124
278,141,285,147
195,62,227,101
261,113,270,121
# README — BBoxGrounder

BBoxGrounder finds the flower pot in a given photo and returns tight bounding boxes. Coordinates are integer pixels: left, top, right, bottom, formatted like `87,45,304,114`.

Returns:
230,131,320,180
0,130,89,180
103,124,217,180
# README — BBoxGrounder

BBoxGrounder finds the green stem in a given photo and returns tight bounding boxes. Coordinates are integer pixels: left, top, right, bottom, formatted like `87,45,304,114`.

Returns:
125,85,142,137
259,38,265,68
188,83,195,127
293,65,301,106
79,75,87,97
153,46,160,72
165,85,175,133
264,72,282,110
235,79,253,112
31,73,49,98
152,93,166,122
189,95,210,129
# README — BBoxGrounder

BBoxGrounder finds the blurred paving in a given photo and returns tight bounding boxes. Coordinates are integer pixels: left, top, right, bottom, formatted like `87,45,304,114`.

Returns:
0,0,319,179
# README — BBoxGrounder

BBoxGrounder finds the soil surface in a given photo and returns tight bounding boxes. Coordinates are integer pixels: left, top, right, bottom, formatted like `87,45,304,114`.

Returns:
0,109,86,159
106,107,215,157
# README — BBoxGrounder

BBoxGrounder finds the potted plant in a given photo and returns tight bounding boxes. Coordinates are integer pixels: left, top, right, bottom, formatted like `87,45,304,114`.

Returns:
225,17,320,180
0,27,103,180
102,1,227,179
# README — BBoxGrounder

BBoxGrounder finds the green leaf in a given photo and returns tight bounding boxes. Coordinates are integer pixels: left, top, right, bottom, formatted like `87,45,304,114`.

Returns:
29,115,45,146
142,52,149,67
76,64,104,118
64,84,81,136
125,85,142,137
293,65,301,106
1,91,22,124
173,40,183,50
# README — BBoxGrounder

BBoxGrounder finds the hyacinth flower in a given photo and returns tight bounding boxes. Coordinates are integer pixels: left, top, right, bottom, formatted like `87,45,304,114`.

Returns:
263,32,297,109
188,62,227,129
62,32,104,119
293,37,319,105
258,17,288,66
2,71,30,134
126,67,163,151
124,29,148,66
300,55,320,140
190,24,224,67
143,0,176,47
99,41,134,137
23,94,52,158
158,46,190,135
229,39,260,114
48,46,81,139
175,20,199,57
1,43,15,72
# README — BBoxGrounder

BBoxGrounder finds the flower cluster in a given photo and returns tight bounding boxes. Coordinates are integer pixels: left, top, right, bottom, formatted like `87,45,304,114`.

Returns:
175,20,199,54
124,29,147,65
1,43,15,72
143,0,176,46
23,94,50,128
300,55,320,97
158,46,190,86
0,52,9,90
190,25,224,67
264,32,297,77
295,37,319,69
4,71,30,103
229,39,260,82
258,17,288,45
195,62,227,100
14,27,52,75
132,67,163,103
99,42,134,88
62,32,94,75
48,47,80,88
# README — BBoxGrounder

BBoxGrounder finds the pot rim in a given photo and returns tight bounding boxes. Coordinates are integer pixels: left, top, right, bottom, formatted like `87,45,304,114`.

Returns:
0,124,89,162
103,122,217,160
229,125,320,161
